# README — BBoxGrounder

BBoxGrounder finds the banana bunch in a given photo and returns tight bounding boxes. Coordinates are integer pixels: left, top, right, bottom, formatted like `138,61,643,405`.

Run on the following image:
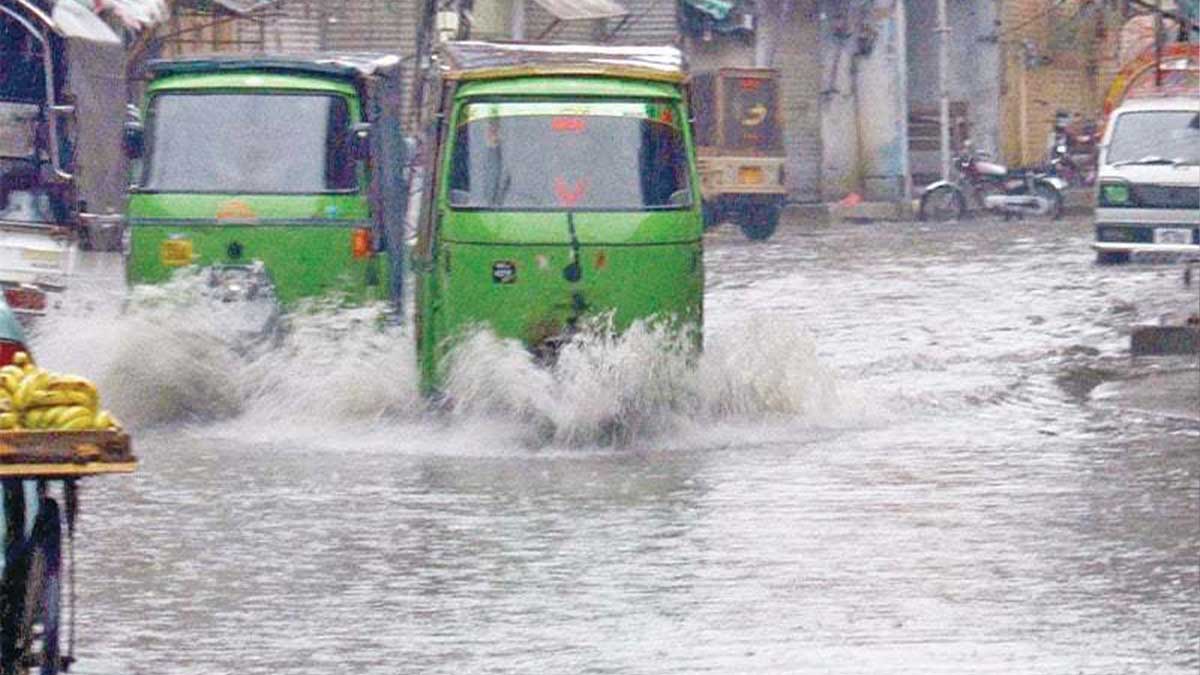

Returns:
0,352,121,432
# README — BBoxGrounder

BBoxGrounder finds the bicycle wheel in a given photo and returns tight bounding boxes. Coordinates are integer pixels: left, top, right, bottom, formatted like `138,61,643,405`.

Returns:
18,497,61,675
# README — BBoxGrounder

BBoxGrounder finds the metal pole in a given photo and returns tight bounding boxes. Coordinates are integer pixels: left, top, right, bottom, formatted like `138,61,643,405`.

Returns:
511,0,525,39
1019,51,1028,165
1154,0,1164,87
937,0,951,181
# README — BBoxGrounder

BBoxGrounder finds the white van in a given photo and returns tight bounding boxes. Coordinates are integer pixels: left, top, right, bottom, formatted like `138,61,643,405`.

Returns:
1092,96,1200,264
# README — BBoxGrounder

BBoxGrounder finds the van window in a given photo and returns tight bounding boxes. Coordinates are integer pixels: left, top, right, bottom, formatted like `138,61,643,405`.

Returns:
1108,110,1200,165
448,100,691,211
139,93,357,194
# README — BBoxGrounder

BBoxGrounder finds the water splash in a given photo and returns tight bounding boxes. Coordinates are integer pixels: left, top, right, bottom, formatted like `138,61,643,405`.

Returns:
443,318,864,446
29,277,864,448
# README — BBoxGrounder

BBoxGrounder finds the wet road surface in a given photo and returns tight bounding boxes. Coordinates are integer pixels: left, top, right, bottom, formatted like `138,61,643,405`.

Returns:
31,215,1198,674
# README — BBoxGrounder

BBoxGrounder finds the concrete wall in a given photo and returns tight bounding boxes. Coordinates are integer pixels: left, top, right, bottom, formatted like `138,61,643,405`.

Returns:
906,0,1002,173
999,0,1124,166
774,0,824,201
819,0,910,202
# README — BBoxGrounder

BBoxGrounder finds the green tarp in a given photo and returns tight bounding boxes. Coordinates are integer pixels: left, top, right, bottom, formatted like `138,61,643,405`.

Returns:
681,0,734,21
1180,0,1198,23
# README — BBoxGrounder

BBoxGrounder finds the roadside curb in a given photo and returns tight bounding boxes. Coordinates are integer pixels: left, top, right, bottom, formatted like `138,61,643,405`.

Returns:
782,188,1094,226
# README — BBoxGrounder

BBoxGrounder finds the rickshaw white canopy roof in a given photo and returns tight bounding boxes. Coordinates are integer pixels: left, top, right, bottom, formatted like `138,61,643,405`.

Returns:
438,41,687,84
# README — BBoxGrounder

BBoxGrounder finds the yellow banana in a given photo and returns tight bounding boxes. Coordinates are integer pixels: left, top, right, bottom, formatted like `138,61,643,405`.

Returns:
60,413,95,431
94,410,120,430
0,412,19,430
0,372,20,396
12,352,30,367
13,370,50,411
21,408,45,429
30,390,96,410
46,376,99,400
48,405,86,428
37,406,64,428
55,406,94,428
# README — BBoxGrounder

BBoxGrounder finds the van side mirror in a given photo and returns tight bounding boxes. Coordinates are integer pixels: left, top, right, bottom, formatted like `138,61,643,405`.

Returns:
350,123,371,161
123,121,144,159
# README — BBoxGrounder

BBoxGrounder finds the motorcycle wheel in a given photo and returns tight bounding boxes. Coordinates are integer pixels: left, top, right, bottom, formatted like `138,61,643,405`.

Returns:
918,185,965,222
1031,181,1063,221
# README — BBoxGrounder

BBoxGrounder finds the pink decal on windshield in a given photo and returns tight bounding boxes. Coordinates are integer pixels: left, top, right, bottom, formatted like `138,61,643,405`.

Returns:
554,177,589,206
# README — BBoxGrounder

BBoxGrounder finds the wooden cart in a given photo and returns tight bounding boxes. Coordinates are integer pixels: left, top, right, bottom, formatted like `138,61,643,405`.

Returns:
0,431,135,675
0,431,135,479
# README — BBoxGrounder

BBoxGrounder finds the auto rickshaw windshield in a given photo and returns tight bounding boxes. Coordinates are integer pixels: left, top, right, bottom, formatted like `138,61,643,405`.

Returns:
137,92,357,194
448,100,692,211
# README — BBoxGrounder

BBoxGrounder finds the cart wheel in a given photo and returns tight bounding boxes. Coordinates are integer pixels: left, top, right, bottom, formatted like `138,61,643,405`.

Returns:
739,203,780,241
19,497,61,675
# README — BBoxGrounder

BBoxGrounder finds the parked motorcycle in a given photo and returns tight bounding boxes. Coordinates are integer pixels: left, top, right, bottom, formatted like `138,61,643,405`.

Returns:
919,142,1065,222
1046,111,1098,187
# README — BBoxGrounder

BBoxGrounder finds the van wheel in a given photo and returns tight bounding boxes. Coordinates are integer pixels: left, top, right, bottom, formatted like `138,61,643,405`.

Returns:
1096,251,1131,265
739,203,780,241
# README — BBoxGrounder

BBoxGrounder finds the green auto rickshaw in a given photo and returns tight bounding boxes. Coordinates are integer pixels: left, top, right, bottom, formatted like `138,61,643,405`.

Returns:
412,42,704,395
124,54,408,310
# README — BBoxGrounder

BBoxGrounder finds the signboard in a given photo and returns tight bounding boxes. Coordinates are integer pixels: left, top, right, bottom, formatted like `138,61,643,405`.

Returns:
722,74,781,153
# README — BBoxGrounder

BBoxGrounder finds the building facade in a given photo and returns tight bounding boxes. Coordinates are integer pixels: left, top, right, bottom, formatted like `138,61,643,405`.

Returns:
145,0,1190,207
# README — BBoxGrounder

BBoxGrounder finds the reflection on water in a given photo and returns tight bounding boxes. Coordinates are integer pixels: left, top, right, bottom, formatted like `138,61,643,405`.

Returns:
22,219,1200,673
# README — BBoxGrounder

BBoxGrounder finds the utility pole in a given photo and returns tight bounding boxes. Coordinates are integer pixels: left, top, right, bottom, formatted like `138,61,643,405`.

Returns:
511,0,525,40
936,0,951,181
1154,0,1164,87
411,0,472,128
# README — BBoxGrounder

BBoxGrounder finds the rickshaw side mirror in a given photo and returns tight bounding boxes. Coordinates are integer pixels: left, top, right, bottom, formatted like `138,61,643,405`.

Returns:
123,121,144,159
350,123,372,161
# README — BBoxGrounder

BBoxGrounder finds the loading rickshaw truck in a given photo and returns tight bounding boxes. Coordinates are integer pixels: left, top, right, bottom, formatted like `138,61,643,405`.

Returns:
691,67,786,241
0,0,127,319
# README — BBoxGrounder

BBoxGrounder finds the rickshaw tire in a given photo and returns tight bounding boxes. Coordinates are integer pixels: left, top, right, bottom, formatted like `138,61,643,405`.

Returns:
739,203,780,241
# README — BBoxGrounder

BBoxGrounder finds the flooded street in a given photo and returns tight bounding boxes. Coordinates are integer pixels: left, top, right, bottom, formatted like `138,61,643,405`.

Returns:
30,215,1198,674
